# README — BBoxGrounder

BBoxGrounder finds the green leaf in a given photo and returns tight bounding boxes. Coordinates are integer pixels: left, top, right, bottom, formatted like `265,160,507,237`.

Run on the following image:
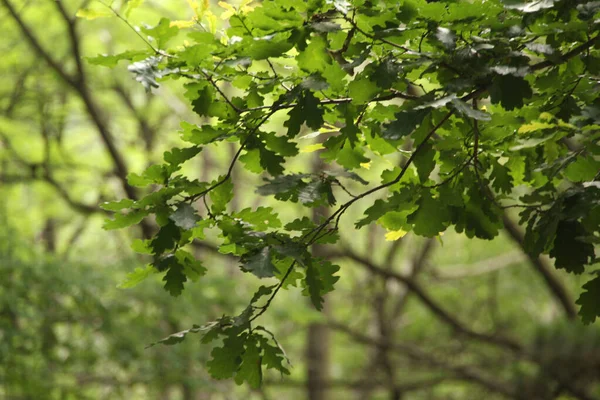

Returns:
162,258,187,296
489,75,533,111
576,274,600,324
131,239,153,255
256,174,308,202
207,330,246,379
141,18,179,48
128,164,168,187
298,179,336,206
490,159,514,194
250,285,277,304
100,198,135,211
549,220,594,274
304,258,325,311
86,51,149,67
412,142,436,183
247,34,295,60
242,247,276,278
455,184,502,239
382,109,429,140
234,336,262,388
259,336,291,375
210,177,234,214
179,122,227,145
564,156,600,182
348,78,379,104
451,98,492,121
176,249,207,281
284,91,324,137
103,209,149,230
297,35,331,73
233,207,282,231
118,265,156,288
336,143,370,169
151,221,181,254
164,146,202,173
169,204,200,230
147,324,206,348
407,192,451,237
302,258,340,311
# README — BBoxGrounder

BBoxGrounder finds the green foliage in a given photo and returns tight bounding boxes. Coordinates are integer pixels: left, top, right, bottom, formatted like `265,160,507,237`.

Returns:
577,274,600,324
95,0,600,386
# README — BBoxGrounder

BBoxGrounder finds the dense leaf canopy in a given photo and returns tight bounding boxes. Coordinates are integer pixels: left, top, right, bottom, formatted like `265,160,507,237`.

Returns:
86,0,600,387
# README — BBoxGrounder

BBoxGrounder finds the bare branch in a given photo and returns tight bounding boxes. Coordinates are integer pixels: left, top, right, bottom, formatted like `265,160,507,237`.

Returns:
1,0,77,86
329,247,524,353
328,320,519,399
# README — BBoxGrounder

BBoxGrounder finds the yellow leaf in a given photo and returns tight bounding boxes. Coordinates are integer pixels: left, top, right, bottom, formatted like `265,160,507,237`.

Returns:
300,144,324,153
539,112,554,121
385,230,407,241
75,8,112,20
518,121,555,134
187,0,201,16
241,0,255,13
218,1,236,19
360,162,371,170
218,1,236,12
205,12,217,33
170,20,196,28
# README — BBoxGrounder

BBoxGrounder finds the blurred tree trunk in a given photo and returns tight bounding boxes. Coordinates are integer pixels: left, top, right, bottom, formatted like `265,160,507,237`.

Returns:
41,218,57,253
306,155,330,400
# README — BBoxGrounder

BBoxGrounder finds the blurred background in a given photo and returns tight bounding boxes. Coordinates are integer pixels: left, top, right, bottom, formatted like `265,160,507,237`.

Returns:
0,1,599,399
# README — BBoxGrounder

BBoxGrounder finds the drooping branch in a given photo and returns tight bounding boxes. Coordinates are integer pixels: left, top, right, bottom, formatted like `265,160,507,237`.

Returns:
502,213,577,319
328,320,520,399
329,247,524,353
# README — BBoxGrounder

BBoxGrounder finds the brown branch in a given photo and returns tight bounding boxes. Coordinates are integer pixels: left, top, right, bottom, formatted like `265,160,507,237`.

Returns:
112,82,156,151
391,238,436,320
241,89,419,112
328,320,519,399
53,0,84,82
502,213,577,319
0,174,99,214
531,34,599,71
429,251,524,280
264,376,444,391
0,130,100,214
329,247,524,353
1,0,77,86
2,0,152,237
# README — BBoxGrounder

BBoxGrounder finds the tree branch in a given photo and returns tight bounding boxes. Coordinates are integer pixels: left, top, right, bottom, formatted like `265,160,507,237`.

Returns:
502,213,577,319
1,0,77,86
2,0,152,237
328,320,519,399
329,247,524,353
